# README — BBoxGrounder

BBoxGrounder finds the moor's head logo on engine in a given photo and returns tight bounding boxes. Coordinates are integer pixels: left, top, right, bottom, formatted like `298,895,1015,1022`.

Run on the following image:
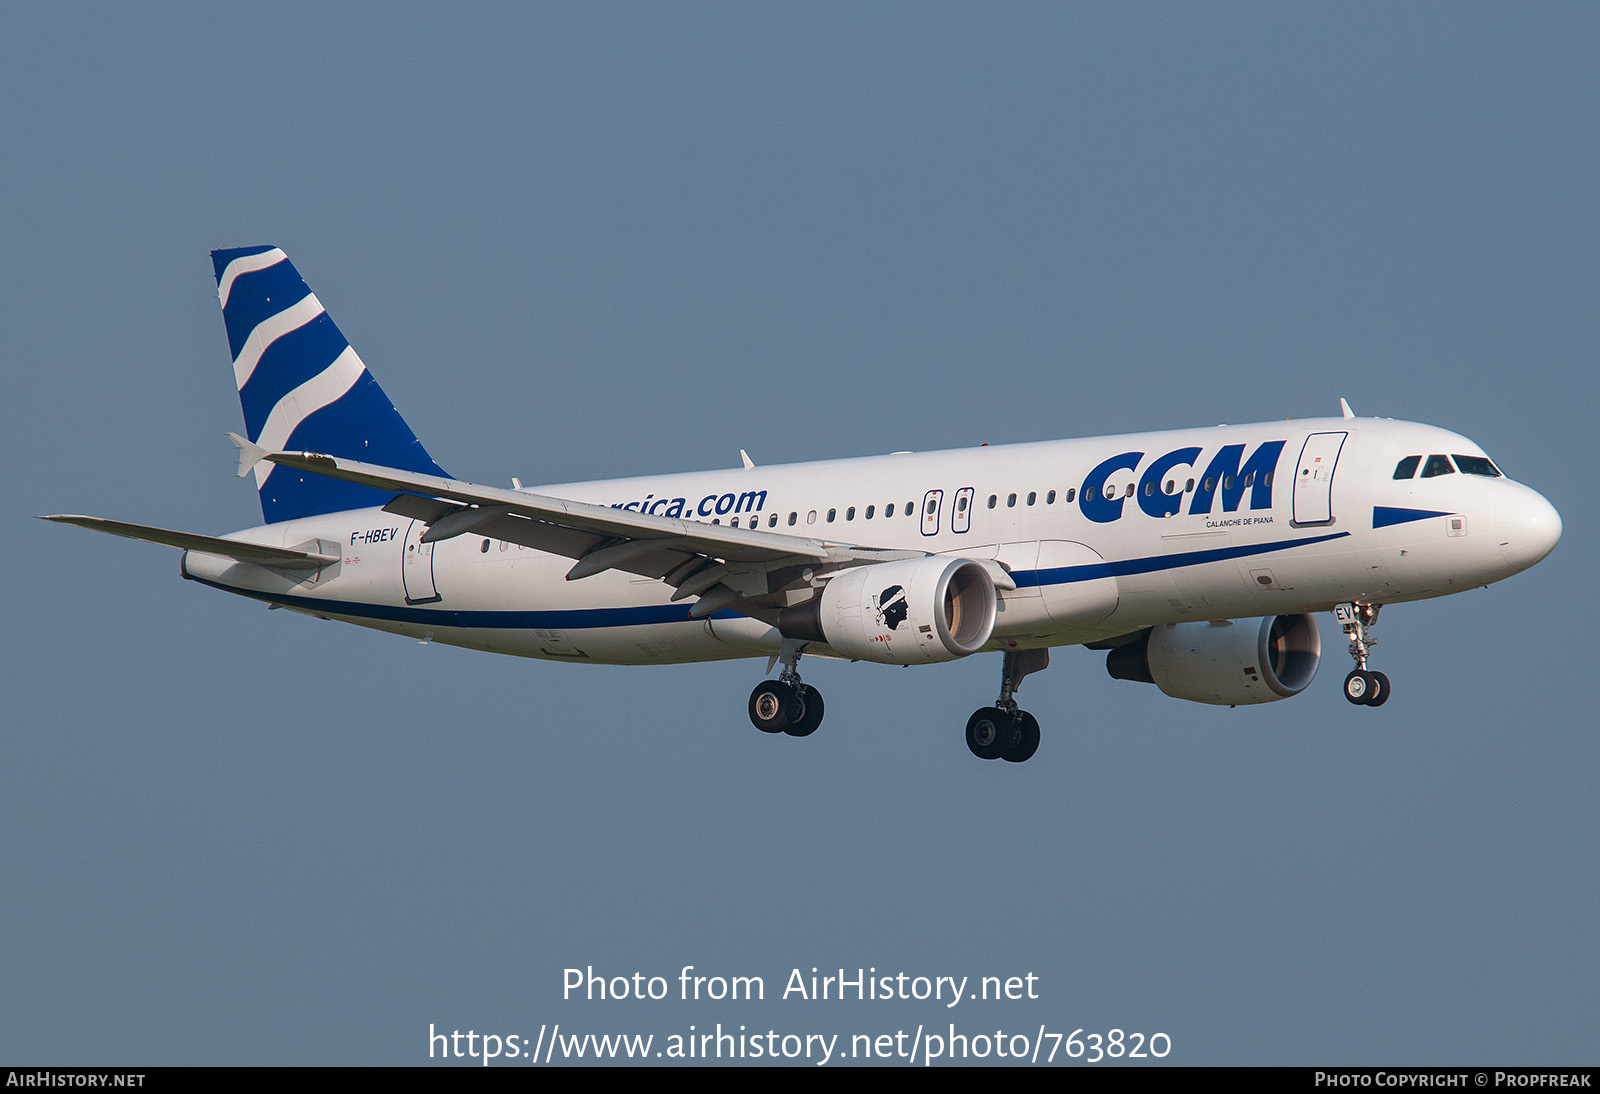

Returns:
875,585,908,631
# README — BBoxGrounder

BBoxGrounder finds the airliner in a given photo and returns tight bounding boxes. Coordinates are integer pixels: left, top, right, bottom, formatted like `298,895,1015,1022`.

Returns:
44,247,1563,762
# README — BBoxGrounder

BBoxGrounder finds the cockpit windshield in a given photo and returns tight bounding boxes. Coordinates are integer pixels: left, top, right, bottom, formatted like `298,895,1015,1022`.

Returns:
1393,453,1504,480
1453,454,1502,477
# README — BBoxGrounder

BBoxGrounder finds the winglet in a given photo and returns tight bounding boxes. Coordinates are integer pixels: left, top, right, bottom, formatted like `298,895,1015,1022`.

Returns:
227,432,269,478
1339,398,1355,420
740,449,755,470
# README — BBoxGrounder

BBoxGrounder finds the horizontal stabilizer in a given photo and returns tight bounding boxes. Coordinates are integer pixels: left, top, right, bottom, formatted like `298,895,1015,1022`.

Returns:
40,515,338,569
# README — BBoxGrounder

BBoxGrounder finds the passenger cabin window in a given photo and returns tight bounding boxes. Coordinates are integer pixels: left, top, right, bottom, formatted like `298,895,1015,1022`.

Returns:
1421,454,1455,478
1453,455,1502,477
1393,455,1421,479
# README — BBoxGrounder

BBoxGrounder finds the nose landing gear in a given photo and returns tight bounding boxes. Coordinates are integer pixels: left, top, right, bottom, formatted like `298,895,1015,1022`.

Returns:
1335,601,1390,707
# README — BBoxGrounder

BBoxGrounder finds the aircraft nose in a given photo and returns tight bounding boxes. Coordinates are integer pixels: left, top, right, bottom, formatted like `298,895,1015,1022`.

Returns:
1494,486,1562,573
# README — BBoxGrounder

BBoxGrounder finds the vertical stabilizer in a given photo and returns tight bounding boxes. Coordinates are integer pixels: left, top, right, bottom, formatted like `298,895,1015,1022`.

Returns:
211,246,450,523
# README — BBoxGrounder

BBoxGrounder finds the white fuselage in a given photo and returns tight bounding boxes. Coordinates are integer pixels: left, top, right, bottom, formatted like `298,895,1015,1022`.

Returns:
179,416,1561,666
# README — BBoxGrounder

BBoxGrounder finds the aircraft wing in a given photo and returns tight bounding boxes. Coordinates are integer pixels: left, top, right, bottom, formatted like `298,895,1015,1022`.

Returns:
264,451,929,615
39,515,338,569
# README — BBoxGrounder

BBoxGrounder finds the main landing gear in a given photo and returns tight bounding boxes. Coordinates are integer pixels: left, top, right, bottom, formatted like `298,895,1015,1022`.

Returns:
965,648,1048,763
1335,601,1390,707
747,639,824,737
744,643,1050,762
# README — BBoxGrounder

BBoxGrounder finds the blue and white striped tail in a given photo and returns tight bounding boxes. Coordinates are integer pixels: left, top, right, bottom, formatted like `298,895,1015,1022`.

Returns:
211,246,450,523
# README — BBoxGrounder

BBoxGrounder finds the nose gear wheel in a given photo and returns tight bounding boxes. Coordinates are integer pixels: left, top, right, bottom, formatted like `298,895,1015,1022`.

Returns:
1335,602,1393,707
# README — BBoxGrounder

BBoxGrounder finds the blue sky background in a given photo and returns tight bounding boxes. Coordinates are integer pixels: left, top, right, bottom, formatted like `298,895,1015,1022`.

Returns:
3,3,1595,1065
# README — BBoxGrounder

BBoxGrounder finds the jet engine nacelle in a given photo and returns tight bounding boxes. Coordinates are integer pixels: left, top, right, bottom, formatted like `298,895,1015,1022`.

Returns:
1106,613,1321,705
780,556,997,665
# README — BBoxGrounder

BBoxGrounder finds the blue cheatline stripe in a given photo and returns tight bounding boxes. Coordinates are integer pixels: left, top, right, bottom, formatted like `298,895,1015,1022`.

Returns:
237,313,351,439
187,531,1351,632
1372,506,1451,529
186,573,746,629
1010,531,1350,589
219,261,312,360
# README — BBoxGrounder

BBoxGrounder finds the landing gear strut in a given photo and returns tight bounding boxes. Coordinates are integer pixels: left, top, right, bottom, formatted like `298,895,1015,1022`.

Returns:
1335,601,1390,707
966,648,1047,762
748,639,824,737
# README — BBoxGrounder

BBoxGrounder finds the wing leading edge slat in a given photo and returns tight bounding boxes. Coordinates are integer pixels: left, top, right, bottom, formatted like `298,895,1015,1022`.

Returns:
268,451,928,579
268,451,834,564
